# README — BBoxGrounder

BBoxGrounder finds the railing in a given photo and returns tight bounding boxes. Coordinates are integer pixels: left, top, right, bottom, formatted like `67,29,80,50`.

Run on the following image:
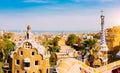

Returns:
57,58,120,73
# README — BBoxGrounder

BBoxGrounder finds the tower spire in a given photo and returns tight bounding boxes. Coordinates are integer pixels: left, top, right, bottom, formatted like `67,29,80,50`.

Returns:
99,10,109,66
100,10,106,45
26,25,31,40
100,10,109,51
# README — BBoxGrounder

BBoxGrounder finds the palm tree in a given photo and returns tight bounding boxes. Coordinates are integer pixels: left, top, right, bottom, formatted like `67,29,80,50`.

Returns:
81,38,100,67
82,38,97,50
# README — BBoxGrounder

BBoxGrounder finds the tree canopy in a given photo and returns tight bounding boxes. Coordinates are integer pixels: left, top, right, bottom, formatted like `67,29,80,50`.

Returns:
4,38,15,59
48,46,60,52
49,52,57,66
66,34,79,46
47,36,61,52
52,36,60,46
0,38,15,61
82,38,97,49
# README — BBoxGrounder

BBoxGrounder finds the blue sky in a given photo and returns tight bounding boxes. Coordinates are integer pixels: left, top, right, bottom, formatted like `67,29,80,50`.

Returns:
0,0,120,31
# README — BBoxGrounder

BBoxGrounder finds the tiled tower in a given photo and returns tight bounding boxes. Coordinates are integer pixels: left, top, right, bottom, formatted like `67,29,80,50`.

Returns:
99,10,109,65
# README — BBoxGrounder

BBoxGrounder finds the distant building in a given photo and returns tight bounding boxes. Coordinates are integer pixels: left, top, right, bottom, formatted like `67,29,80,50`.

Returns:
56,46,75,61
82,34,93,41
2,25,50,73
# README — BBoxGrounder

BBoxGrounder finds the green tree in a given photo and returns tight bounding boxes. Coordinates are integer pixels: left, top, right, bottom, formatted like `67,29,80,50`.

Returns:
81,38,99,67
42,41,50,50
47,36,61,53
0,38,15,62
52,37,60,46
48,46,60,53
66,34,79,46
82,38,97,50
49,52,57,66
3,38,15,60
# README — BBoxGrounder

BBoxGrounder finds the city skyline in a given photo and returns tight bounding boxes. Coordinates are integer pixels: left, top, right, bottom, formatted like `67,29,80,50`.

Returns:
0,0,120,31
